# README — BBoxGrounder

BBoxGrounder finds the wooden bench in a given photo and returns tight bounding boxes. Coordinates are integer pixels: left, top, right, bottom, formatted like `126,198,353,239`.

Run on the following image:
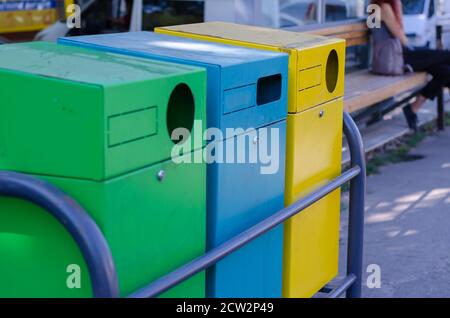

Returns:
343,69,427,114
286,20,445,130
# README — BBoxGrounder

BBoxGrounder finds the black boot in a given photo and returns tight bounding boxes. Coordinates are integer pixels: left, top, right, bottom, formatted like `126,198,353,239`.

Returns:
403,105,418,132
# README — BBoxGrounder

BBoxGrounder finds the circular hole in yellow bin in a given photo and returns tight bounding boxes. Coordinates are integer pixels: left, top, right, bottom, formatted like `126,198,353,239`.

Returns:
167,83,195,144
326,49,339,93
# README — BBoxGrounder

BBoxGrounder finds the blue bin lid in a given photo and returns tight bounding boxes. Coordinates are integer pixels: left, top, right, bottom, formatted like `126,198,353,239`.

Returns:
60,31,284,67
59,32,288,133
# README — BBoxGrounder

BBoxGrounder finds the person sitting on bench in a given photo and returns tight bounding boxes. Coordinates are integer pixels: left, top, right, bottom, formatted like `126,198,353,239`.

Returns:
371,0,450,131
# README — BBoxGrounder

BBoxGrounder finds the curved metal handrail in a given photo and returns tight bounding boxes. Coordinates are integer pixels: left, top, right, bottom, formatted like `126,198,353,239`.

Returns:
129,112,366,298
342,111,366,298
0,171,120,298
129,167,360,298
0,112,365,299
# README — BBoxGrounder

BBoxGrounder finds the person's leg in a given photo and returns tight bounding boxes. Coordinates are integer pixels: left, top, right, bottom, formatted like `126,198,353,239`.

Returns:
410,95,427,113
417,64,450,105
402,53,450,130
404,48,450,71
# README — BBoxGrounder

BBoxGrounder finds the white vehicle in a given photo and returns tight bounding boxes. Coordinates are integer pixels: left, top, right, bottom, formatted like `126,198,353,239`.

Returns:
437,0,450,48
204,0,350,28
438,0,450,18
279,0,350,27
403,0,438,48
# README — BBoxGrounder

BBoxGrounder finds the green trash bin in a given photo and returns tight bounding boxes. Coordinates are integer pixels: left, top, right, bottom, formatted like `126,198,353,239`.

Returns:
0,42,207,297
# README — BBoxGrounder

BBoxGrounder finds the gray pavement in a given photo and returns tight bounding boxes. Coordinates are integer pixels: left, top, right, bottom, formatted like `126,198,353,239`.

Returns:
339,128,450,297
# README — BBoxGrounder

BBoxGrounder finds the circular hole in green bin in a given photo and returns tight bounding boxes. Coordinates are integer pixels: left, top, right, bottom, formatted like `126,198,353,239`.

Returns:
167,83,195,144
326,49,339,93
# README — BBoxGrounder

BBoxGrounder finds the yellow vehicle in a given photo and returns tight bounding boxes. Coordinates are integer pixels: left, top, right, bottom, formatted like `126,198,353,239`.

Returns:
157,22,346,298
0,0,73,34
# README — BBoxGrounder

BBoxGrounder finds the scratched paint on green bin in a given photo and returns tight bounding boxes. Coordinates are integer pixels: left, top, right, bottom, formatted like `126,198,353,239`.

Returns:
0,42,207,298
0,42,206,181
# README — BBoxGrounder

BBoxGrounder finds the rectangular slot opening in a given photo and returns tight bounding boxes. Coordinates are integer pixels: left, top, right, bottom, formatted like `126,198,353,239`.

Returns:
108,106,157,147
298,65,322,91
223,84,256,114
257,74,282,106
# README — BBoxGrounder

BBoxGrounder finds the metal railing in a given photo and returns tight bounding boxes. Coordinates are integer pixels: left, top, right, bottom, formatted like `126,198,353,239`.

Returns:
0,112,366,299
0,171,120,298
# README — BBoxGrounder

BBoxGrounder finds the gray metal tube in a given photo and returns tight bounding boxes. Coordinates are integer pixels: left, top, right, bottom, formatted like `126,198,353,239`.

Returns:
343,112,366,298
0,171,120,298
129,167,360,298
328,274,357,298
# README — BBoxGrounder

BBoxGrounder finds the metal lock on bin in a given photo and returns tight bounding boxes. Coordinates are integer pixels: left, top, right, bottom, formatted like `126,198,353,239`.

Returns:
59,31,288,298
0,42,207,297
156,22,346,298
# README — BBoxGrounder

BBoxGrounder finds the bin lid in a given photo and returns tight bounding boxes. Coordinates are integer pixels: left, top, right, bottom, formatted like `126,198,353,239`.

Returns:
60,31,285,68
157,22,346,113
0,42,207,181
0,41,198,85
157,22,342,51
59,32,288,134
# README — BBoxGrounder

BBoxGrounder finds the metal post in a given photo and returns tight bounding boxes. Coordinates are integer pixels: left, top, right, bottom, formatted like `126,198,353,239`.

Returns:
129,0,143,32
317,0,325,23
437,25,444,50
343,112,366,298
436,24,446,131
438,90,445,131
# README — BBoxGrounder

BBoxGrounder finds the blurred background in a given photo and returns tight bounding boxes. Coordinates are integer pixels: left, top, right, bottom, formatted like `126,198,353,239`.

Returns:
0,1,448,45
2,0,450,70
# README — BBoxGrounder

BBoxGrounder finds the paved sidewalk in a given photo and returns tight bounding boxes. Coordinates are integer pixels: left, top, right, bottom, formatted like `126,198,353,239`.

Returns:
339,129,450,297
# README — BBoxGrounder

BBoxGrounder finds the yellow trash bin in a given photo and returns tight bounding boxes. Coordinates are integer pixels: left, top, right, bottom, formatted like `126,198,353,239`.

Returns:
156,22,346,298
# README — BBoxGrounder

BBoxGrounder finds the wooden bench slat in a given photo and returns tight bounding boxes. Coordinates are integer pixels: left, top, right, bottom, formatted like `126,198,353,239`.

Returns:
307,22,367,37
332,30,368,39
344,70,428,113
306,23,369,46
344,37,369,47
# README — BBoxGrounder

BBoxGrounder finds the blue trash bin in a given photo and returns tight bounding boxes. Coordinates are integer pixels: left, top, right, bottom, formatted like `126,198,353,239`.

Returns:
59,32,288,298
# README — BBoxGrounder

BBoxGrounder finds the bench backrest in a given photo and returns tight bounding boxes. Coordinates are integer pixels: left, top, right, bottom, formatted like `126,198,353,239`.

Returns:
285,21,369,48
308,22,369,47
